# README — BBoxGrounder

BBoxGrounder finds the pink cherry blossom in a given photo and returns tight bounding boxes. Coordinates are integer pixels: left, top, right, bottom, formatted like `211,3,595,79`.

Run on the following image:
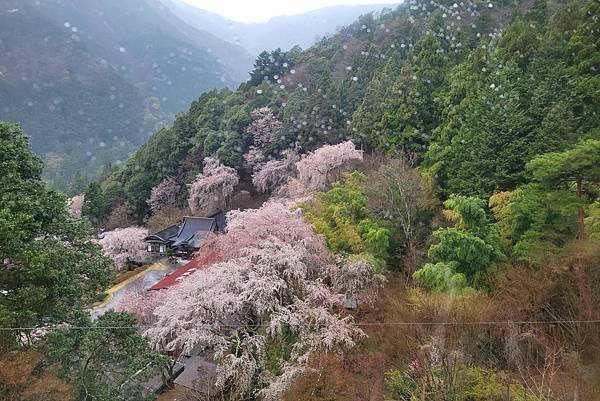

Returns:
252,149,299,194
68,194,84,218
288,140,363,196
188,157,239,216
147,176,181,213
98,226,149,270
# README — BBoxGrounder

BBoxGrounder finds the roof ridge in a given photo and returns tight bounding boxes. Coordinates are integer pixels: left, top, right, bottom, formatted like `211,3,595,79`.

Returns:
147,223,182,240
182,215,216,220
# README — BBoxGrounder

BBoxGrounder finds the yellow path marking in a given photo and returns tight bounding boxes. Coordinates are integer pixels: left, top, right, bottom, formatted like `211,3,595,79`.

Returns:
92,262,168,308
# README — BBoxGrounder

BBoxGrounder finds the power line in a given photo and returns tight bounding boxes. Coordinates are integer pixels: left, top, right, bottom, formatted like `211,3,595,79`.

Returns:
2,319,600,331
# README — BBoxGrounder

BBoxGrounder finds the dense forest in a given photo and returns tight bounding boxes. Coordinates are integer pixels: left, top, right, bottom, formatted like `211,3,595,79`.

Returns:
86,0,598,222
1,0,599,400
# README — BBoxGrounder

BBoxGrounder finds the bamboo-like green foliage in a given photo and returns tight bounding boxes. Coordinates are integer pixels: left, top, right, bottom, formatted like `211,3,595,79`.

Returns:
415,195,504,288
301,171,391,271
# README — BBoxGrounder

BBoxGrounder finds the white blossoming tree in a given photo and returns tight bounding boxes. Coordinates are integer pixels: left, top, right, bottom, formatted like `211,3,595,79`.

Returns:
145,202,378,399
116,289,169,326
68,194,84,218
146,240,362,400
243,107,283,172
147,176,182,214
203,201,333,267
188,157,239,216
252,149,299,194
287,140,363,196
98,226,149,270
334,258,386,305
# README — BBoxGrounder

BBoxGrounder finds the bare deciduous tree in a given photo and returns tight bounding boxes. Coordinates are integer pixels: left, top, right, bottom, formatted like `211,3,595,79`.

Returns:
367,154,432,273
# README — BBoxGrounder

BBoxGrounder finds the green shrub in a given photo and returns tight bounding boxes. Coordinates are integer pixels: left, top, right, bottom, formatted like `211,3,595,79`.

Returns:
386,370,416,401
387,365,546,401
413,262,468,292
414,195,505,289
301,171,391,267
456,367,543,401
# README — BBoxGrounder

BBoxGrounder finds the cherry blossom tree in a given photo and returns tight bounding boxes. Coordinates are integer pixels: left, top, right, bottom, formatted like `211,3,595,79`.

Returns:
147,176,181,214
98,226,149,270
188,157,239,216
142,201,381,399
243,107,283,172
243,146,266,172
146,239,363,400
68,194,84,218
200,201,332,268
287,140,363,196
334,258,386,305
115,289,170,326
252,149,299,194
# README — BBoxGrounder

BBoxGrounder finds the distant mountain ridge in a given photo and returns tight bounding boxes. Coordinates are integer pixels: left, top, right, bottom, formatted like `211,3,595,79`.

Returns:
0,1,160,190
0,0,400,191
0,0,254,190
26,0,254,113
160,0,399,55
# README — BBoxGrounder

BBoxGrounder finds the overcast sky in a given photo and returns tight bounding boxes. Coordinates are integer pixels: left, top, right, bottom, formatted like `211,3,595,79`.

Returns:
181,0,398,23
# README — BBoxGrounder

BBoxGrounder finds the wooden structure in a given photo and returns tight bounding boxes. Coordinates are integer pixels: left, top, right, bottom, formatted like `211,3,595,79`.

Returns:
144,212,226,256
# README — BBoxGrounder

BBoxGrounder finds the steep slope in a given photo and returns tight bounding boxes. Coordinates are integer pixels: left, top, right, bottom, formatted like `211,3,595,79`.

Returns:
162,0,399,55
94,0,598,222
28,0,254,113
0,2,160,190
0,0,254,191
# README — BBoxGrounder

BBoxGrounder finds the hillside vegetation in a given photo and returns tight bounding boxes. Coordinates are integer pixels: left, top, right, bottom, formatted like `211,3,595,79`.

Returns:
1,0,599,400
91,0,597,221
0,0,253,191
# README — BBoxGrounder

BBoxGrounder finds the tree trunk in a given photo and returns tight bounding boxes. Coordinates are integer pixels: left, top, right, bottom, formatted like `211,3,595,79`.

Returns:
576,179,585,240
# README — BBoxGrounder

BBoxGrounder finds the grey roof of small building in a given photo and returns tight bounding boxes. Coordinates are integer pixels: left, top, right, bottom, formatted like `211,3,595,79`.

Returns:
146,224,180,242
146,216,220,249
209,211,227,232
174,354,217,393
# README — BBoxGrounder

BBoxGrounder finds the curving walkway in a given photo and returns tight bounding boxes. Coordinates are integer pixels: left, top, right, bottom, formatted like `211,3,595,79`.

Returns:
91,260,178,319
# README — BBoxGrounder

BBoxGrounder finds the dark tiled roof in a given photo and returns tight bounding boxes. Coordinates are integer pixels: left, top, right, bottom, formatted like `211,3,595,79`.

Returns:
145,216,219,249
174,353,217,393
171,217,216,248
209,211,227,232
146,224,180,242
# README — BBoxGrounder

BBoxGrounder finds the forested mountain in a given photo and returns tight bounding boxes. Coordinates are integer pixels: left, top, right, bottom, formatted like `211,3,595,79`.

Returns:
0,0,253,191
2,0,599,400
28,0,254,112
161,0,398,55
95,0,598,221
0,2,161,191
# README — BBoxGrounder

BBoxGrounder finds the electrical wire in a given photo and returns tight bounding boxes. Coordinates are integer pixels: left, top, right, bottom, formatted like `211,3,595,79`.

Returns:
2,319,600,331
